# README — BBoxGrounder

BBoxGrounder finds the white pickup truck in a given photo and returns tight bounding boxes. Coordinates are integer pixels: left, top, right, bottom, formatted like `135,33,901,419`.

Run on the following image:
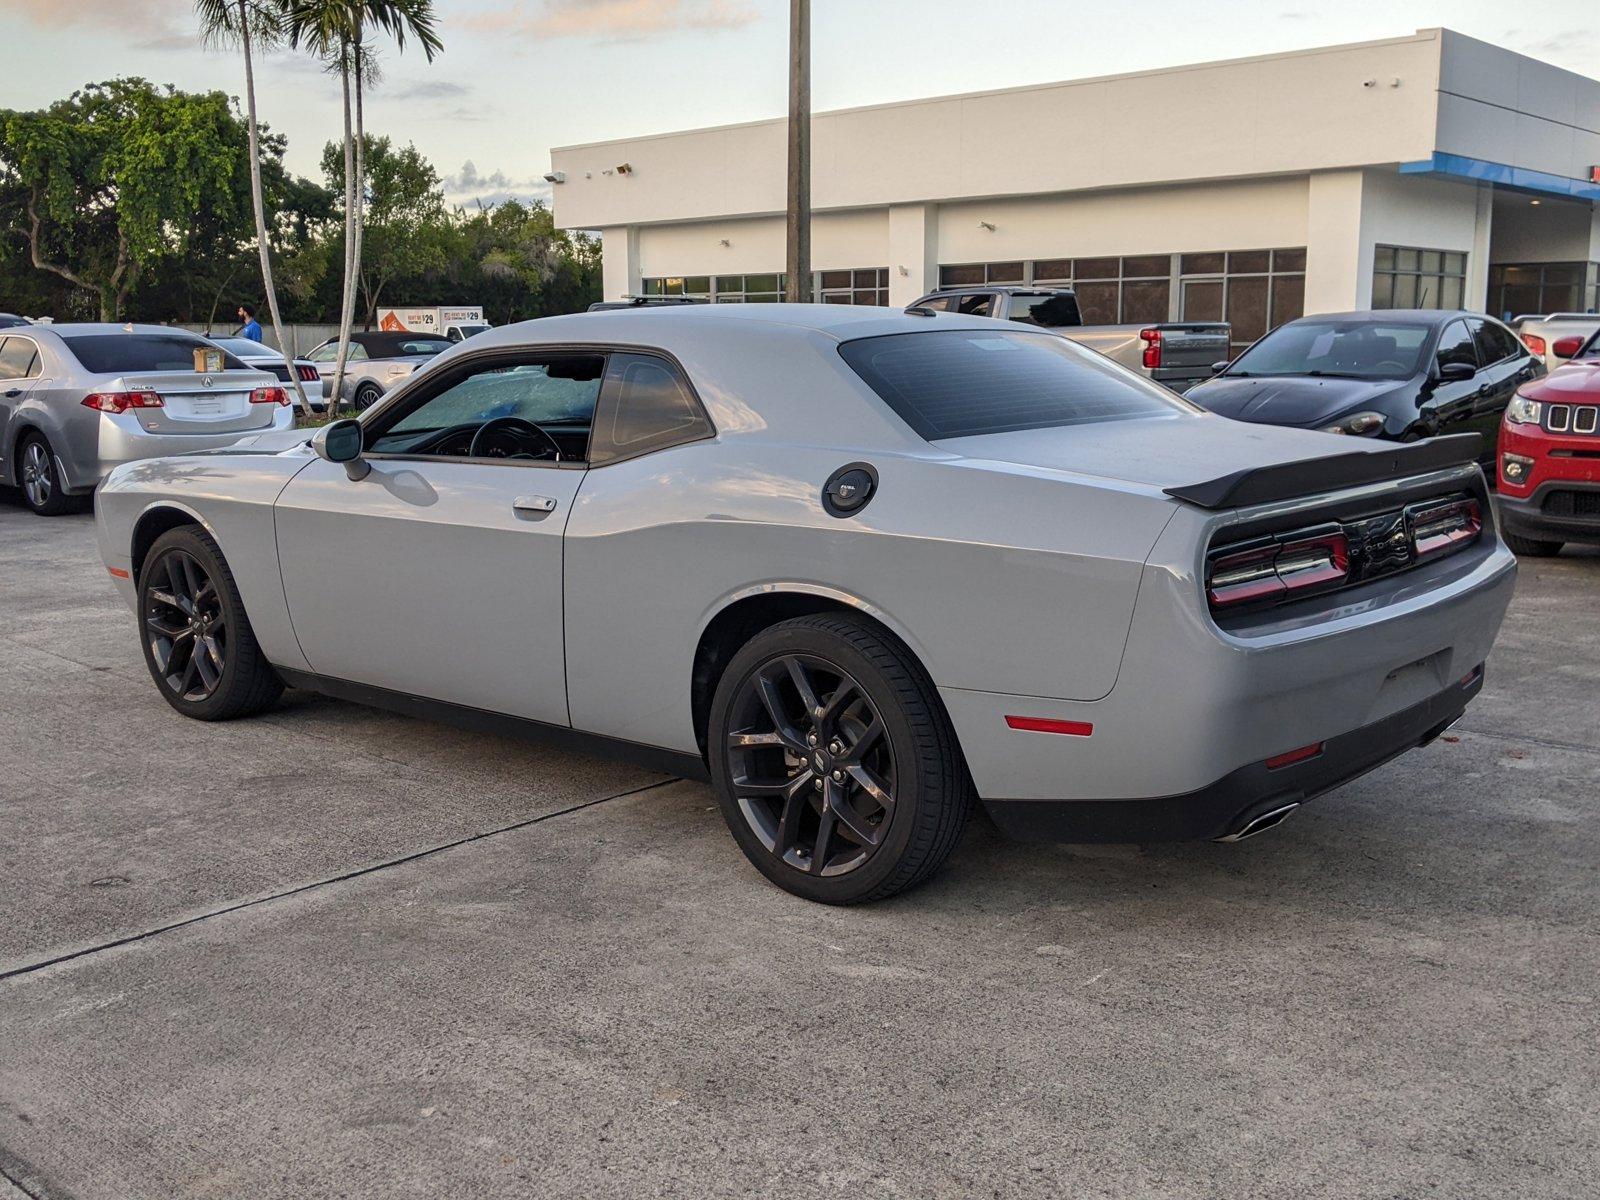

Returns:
377,306,491,343
910,285,1231,392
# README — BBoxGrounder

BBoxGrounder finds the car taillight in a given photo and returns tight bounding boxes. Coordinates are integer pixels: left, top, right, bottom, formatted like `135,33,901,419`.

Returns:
82,390,163,413
1407,497,1481,561
250,386,291,406
1521,332,1547,356
1207,524,1349,611
298,365,320,382
1140,327,1162,369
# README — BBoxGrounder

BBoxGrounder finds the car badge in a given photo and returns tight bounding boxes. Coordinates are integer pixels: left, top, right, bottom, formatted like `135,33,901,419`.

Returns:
202,375,214,388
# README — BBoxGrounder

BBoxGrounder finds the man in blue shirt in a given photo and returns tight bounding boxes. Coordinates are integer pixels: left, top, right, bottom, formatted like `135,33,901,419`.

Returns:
236,303,263,342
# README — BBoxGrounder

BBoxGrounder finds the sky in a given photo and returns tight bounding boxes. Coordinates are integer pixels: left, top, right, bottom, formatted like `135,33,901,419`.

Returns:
2,0,1598,211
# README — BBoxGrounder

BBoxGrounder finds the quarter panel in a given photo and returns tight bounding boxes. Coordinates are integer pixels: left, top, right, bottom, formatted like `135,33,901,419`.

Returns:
562,439,1176,753
95,453,317,671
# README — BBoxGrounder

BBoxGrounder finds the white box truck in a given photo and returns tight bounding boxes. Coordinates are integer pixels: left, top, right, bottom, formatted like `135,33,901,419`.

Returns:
377,306,490,342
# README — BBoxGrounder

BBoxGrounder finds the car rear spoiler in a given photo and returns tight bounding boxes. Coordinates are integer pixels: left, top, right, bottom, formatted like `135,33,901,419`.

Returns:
1164,433,1483,510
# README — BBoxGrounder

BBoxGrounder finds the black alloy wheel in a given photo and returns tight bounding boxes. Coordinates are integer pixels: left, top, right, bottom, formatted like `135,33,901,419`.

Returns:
144,548,228,702
138,526,283,720
725,653,897,878
709,613,973,904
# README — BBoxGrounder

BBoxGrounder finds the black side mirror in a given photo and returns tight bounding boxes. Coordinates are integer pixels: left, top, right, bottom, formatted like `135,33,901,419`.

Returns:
312,418,369,481
1210,360,1231,375
1438,361,1477,383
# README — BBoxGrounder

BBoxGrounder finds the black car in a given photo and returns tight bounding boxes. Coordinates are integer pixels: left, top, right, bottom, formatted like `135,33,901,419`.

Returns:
1186,310,1544,468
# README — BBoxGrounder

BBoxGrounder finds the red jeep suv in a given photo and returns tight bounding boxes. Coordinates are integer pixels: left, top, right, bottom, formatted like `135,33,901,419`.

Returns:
1497,331,1600,556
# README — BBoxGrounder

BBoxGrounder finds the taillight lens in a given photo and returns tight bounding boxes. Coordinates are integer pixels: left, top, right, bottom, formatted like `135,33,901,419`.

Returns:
1521,333,1547,356
1407,498,1482,561
82,390,163,413
298,365,320,382
250,386,291,406
1207,525,1349,611
1140,327,1162,369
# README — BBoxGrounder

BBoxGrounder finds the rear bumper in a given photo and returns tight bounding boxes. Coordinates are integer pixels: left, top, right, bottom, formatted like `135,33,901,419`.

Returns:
70,409,294,491
1497,483,1600,544
984,669,1481,842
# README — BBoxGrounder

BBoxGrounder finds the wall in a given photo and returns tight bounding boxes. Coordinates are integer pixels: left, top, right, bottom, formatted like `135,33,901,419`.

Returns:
175,323,341,355
1488,193,1600,262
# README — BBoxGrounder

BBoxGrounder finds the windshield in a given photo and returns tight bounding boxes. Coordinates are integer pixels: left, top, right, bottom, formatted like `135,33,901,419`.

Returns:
1007,293,1082,328
63,334,249,374
1226,320,1429,380
839,329,1183,440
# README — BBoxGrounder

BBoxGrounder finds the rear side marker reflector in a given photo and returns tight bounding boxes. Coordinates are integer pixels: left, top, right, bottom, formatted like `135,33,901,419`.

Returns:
107,567,130,579
1265,742,1324,770
1006,716,1094,737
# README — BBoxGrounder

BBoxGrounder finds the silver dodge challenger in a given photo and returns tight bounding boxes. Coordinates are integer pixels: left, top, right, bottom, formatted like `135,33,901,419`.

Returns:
96,305,1516,903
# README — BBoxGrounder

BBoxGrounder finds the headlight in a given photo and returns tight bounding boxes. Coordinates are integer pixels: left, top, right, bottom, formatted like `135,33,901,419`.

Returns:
1319,411,1385,436
1505,395,1543,425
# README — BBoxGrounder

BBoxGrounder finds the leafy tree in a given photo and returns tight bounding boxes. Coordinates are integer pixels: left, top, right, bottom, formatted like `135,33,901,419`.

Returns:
0,79,255,320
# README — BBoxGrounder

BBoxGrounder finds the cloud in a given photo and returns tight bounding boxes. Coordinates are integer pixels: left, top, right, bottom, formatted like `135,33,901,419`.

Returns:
0,0,192,47
441,159,552,207
467,0,756,42
390,79,473,101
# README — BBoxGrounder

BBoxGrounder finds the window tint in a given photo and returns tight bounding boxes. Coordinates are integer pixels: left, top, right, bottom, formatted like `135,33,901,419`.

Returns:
371,355,604,456
954,294,993,317
308,342,369,362
839,330,1180,441
398,339,450,356
1470,318,1520,365
1435,321,1478,372
590,353,713,465
0,337,39,379
1008,293,1083,328
1225,320,1430,380
914,296,952,312
62,334,247,374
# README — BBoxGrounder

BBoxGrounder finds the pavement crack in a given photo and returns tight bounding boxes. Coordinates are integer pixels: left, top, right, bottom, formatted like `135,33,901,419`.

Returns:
1451,724,1600,760
0,777,680,984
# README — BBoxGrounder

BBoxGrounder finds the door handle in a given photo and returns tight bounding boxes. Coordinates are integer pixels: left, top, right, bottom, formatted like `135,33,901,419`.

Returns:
3,388,19,398
513,495,558,514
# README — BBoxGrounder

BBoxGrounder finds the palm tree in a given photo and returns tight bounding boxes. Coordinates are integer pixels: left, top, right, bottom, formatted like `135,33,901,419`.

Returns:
288,0,441,411
195,0,315,415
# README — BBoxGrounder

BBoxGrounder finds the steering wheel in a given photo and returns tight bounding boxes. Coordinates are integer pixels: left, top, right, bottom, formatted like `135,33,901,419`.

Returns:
469,416,562,461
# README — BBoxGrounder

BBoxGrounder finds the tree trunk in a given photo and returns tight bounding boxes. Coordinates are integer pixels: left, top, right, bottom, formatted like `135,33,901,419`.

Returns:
353,42,368,332
239,0,313,415
784,0,811,303
330,36,358,414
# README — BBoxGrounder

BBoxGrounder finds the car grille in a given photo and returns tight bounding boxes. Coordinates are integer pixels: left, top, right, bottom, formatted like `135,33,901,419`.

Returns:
1543,404,1600,435
1543,490,1600,518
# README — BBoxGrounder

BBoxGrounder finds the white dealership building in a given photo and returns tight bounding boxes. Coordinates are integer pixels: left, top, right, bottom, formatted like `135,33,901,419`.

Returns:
550,28,1600,350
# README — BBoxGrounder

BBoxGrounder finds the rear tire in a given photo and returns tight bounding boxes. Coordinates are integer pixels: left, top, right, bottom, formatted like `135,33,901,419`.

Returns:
138,526,283,721
1502,529,1563,557
17,432,77,516
708,613,974,904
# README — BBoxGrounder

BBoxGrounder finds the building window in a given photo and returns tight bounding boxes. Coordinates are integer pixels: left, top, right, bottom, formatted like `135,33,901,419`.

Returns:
1371,246,1466,310
641,275,786,302
1179,248,1307,352
939,262,1025,287
1029,255,1173,325
640,276,711,298
1487,262,1599,321
818,268,889,305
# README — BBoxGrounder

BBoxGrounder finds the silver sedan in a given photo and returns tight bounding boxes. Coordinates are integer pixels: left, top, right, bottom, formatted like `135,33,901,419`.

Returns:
95,305,1514,902
1,323,292,516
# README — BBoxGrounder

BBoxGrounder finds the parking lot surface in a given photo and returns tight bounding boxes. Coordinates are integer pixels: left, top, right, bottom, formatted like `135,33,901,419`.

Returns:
2,498,1597,1199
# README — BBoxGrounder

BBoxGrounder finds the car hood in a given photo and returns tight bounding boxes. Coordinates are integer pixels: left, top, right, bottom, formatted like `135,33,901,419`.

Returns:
1185,374,1408,428
937,412,1368,495
178,428,315,457
1521,360,1600,401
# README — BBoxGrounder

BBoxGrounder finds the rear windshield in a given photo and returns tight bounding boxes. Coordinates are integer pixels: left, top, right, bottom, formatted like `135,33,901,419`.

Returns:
1224,320,1430,380
839,329,1181,440
63,334,248,374
398,339,450,356
1007,293,1083,328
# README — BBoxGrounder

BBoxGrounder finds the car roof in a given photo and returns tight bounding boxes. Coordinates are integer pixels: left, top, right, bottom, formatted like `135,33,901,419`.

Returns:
30,322,212,338
925,285,1071,295
347,330,453,355
1296,309,1480,326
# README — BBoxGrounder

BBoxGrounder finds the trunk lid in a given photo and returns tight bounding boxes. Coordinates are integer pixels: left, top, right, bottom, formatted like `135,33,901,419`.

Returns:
1150,322,1232,370
98,369,280,435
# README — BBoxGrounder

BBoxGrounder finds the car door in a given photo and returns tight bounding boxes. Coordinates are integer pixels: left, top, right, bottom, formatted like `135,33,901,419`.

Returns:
1469,318,1539,460
0,336,43,481
273,349,605,726
1422,319,1482,446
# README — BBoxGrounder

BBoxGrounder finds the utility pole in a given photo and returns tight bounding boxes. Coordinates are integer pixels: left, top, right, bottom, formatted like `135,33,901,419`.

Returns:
785,0,811,303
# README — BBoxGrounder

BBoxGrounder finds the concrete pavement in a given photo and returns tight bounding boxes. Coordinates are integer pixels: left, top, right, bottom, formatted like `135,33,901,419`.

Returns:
2,497,1597,1199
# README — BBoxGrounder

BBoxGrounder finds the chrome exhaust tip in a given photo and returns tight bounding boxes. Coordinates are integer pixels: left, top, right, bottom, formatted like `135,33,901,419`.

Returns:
1216,801,1300,843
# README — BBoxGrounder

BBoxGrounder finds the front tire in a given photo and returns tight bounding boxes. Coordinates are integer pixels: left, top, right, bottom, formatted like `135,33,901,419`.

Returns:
17,433,76,516
352,381,383,411
1502,529,1563,557
138,527,283,720
708,614,974,904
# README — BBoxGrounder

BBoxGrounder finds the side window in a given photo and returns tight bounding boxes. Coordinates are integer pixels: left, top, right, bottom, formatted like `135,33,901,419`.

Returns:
1471,318,1519,365
914,296,952,312
307,343,338,363
955,293,994,317
588,353,713,466
0,338,39,379
367,354,605,461
1434,321,1477,373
